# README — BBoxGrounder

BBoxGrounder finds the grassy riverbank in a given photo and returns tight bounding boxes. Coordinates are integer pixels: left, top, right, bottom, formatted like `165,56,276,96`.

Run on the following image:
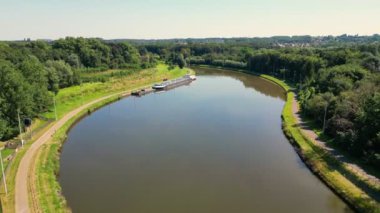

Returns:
0,64,190,212
0,120,56,213
34,64,190,212
195,65,379,212
259,76,379,212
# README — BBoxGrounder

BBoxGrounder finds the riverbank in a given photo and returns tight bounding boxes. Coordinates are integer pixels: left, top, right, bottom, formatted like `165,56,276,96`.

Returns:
281,89,379,212
1,64,191,212
33,65,192,212
260,78,379,212
194,65,379,212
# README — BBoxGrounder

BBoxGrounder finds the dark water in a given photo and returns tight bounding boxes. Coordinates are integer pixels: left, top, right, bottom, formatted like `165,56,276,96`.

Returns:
60,67,350,213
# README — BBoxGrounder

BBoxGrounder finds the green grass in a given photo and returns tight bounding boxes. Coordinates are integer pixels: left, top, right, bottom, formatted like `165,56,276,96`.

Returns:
0,140,35,213
33,64,190,212
253,72,380,212
1,149,13,161
36,96,120,213
258,74,291,92
281,91,379,213
44,64,190,120
256,71,380,211
0,117,55,212
0,117,53,213
0,64,190,212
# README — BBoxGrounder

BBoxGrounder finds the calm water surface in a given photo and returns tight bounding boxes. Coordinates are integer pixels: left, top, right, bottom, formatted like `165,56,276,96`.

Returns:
60,67,350,213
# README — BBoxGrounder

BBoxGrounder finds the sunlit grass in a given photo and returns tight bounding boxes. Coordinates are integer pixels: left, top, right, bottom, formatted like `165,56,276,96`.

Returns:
0,64,190,212
34,64,189,212
43,64,190,119
280,89,380,212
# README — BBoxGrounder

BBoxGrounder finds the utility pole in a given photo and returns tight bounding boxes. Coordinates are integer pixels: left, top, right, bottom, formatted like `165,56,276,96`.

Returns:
0,150,7,195
17,109,24,147
53,96,58,121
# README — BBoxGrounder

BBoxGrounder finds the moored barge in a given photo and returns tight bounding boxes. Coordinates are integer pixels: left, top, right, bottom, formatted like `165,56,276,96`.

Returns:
152,74,196,90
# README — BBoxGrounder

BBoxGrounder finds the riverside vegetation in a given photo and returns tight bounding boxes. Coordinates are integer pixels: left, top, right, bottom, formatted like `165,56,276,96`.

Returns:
2,36,379,167
1,63,190,212
0,36,379,212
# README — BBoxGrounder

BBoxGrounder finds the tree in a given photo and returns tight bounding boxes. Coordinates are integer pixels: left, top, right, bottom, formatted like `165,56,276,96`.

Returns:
45,65,59,94
45,60,74,88
357,92,380,158
362,54,380,72
67,53,81,68
280,68,287,80
19,56,51,113
0,118,7,139
178,53,186,69
0,60,33,139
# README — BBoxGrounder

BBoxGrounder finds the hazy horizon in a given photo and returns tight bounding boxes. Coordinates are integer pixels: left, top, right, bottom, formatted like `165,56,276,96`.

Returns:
1,0,380,40
2,33,380,42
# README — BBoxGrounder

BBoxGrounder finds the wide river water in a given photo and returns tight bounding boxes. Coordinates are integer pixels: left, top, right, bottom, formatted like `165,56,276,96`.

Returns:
59,67,351,213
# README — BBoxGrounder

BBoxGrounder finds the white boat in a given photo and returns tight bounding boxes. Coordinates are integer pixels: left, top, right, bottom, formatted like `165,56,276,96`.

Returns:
152,74,196,90
152,84,166,90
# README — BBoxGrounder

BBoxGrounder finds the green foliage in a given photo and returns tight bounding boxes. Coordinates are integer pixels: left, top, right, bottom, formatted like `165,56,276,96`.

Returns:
177,53,186,68
0,60,33,139
361,53,380,72
357,92,380,164
45,60,76,88
281,90,380,213
0,38,146,141
0,118,7,139
1,36,379,167
167,52,186,68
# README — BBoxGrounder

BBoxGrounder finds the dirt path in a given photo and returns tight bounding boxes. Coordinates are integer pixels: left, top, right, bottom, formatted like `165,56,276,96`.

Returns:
15,90,130,213
291,94,380,189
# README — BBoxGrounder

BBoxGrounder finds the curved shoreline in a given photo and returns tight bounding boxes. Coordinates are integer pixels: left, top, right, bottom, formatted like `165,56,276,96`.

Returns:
9,66,192,213
31,79,196,211
17,66,378,212
256,75,360,211
194,65,379,212
248,73,378,212
16,89,133,212
34,93,127,212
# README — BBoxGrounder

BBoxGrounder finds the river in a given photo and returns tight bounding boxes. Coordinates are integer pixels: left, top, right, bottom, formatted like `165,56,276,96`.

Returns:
59,67,350,213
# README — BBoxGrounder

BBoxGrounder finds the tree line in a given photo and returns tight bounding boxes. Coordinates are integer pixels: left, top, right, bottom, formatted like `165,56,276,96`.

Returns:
116,34,380,48
0,37,156,140
1,37,379,167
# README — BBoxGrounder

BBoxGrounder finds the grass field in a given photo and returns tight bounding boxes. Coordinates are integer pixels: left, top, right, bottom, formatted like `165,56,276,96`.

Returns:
44,64,188,120
0,64,190,213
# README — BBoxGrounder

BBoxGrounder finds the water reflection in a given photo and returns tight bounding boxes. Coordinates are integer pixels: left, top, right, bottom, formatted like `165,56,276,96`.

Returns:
194,67,286,100
59,67,349,213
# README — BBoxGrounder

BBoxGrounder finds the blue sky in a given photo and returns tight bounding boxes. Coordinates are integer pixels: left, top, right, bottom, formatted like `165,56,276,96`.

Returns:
0,0,379,40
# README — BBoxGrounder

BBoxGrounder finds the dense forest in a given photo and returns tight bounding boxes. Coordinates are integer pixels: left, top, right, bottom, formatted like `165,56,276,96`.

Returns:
0,37,157,140
1,35,379,166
